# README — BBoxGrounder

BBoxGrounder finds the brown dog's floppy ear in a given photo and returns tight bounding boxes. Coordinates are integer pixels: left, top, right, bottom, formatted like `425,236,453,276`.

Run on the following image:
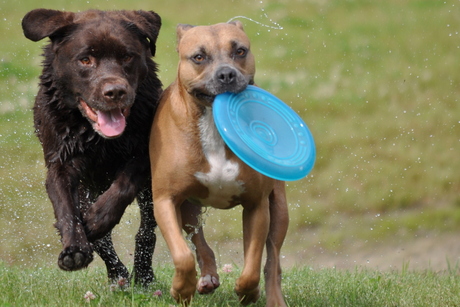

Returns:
176,24,195,51
229,20,244,31
22,9,75,42
131,10,162,56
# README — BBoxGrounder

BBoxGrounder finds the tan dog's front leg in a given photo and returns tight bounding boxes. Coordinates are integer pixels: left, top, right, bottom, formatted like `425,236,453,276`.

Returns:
235,200,270,305
153,198,197,304
264,181,288,307
181,201,220,294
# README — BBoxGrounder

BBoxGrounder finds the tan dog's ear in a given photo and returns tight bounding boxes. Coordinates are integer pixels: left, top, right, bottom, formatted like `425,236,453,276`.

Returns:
176,24,195,51
229,20,244,31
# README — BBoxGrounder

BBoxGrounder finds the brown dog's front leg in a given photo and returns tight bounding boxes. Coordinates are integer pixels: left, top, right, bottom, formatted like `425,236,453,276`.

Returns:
154,197,197,304
45,163,93,271
92,232,129,282
132,185,156,286
235,200,270,305
84,157,149,241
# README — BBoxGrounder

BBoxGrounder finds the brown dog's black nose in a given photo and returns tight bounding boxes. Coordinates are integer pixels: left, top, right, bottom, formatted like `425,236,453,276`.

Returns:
217,67,237,84
103,83,127,102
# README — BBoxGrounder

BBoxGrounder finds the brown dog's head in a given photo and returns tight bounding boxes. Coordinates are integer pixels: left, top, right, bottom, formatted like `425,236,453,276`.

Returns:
22,9,161,138
175,21,255,105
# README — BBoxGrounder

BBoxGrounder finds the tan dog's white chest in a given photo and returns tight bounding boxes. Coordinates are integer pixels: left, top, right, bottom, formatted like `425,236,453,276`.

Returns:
194,107,245,208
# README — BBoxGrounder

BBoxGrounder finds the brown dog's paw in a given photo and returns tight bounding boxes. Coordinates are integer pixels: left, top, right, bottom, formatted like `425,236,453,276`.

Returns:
58,245,93,271
197,274,220,294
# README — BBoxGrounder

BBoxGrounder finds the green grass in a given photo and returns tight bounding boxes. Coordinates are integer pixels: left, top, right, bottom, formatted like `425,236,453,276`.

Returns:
1,261,460,306
1,0,460,292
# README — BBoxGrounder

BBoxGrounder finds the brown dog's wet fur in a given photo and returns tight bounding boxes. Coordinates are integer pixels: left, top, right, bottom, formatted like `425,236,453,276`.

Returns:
22,9,162,285
149,21,288,306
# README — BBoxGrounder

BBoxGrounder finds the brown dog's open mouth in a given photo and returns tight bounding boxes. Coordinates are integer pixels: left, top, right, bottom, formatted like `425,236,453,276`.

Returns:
80,99,129,138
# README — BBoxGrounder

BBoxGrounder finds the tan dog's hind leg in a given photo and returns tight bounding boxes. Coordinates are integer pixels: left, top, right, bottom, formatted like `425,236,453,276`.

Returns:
153,197,197,304
235,199,270,305
181,201,220,294
264,181,288,307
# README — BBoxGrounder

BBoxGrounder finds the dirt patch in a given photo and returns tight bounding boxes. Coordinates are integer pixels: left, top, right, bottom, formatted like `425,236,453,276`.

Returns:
283,232,460,272
109,231,460,274
108,207,460,273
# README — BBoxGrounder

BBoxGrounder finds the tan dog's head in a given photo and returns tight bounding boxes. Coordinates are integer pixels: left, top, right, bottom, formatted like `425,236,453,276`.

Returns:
176,21,255,105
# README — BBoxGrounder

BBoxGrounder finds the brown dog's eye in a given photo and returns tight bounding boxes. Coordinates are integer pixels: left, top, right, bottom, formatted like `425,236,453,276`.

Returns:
122,55,133,63
80,57,92,66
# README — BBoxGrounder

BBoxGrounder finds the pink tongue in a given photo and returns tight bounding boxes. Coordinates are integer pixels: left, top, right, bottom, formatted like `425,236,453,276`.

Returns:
96,109,126,137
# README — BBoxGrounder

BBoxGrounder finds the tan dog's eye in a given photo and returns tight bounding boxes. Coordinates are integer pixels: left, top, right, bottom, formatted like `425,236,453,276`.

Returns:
193,54,205,63
236,48,247,57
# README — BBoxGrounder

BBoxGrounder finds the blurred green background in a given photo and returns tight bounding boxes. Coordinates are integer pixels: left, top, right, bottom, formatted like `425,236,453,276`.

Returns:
0,0,459,271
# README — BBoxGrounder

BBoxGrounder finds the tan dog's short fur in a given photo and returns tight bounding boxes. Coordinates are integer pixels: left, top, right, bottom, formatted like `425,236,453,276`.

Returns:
149,21,288,306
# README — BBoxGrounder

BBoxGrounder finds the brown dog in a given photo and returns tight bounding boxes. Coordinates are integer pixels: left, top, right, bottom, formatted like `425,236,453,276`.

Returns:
22,9,162,285
149,21,288,306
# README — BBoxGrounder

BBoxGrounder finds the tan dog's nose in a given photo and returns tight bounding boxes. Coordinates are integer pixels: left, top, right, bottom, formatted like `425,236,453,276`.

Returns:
217,66,237,85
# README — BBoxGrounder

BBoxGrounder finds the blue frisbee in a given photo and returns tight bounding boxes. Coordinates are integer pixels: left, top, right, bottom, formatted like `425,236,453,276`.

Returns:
213,85,316,181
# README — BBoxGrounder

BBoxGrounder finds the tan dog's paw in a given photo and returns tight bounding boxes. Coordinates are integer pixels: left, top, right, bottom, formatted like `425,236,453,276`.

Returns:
235,286,260,306
197,274,220,294
170,269,197,305
170,287,194,305
266,296,288,307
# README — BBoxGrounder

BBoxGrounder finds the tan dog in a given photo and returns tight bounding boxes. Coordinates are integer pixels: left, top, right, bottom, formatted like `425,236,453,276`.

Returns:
149,21,288,306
